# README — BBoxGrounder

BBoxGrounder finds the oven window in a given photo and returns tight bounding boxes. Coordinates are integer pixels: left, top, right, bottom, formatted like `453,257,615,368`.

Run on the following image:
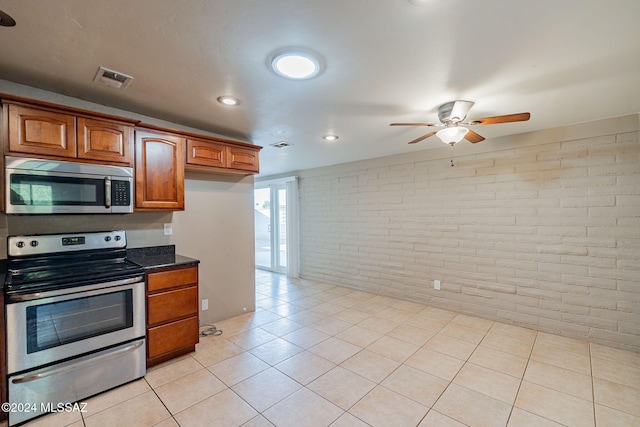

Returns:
10,174,103,206
26,290,133,354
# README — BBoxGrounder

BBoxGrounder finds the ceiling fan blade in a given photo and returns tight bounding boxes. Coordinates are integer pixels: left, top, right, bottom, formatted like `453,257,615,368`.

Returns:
408,131,437,144
464,129,485,143
468,112,531,126
390,122,438,127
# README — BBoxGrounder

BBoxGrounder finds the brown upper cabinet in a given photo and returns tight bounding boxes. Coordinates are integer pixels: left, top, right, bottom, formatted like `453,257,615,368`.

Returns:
228,145,260,172
2,94,261,187
4,101,134,166
135,129,185,211
77,117,133,164
186,138,260,174
186,138,227,169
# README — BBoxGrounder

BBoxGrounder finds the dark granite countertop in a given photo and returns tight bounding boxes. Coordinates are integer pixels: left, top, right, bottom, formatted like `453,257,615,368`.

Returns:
127,245,199,271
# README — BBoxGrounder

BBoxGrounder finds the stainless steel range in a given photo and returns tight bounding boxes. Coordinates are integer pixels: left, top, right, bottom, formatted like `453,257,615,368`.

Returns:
4,230,146,426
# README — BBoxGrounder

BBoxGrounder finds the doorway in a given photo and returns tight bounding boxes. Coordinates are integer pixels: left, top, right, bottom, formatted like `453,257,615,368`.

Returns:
254,184,288,273
254,177,299,277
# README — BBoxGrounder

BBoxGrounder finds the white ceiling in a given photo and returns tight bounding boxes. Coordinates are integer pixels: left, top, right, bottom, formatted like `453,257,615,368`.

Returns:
0,0,638,176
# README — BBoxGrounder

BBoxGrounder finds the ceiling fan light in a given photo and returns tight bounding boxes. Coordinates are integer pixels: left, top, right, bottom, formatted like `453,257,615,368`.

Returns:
436,127,469,145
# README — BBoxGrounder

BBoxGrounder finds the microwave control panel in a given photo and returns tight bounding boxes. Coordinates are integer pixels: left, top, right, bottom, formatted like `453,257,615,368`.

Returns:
112,180,131,206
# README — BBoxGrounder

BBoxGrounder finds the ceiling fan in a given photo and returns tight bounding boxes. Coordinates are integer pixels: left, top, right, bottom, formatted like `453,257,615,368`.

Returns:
390,100,530,146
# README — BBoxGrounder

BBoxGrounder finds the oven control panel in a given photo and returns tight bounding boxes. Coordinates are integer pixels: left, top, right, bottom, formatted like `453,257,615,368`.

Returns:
8,230,127,257
62,236,85,246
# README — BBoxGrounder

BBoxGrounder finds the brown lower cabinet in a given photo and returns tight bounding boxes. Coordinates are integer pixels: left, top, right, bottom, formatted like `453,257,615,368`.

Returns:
146,265,199,367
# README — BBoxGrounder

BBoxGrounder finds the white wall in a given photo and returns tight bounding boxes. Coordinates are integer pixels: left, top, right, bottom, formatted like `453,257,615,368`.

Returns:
297,115,640,351
0,80,256,325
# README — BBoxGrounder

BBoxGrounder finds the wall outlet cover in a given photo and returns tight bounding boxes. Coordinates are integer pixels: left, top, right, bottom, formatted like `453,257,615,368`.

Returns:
163,223,173,235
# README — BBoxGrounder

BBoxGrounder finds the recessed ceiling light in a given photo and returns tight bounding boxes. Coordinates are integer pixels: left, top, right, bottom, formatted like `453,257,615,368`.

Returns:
322,135,339,142
0,10,16,27
271,50,321,80
217,96,240,106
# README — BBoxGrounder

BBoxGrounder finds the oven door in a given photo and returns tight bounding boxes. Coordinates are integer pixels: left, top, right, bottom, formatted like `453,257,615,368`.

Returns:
5,277,145,374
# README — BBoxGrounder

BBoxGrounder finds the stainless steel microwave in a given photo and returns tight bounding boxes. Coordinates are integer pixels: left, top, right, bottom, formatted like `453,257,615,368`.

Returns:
5,156,134,214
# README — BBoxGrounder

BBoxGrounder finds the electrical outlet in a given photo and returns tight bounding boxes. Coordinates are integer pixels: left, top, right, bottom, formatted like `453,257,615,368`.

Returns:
163,223,173,235
202,299,209,311
434,280,441,290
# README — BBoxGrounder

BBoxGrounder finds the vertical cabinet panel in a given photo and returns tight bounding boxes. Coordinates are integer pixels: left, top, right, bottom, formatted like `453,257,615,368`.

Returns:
135,130,185,210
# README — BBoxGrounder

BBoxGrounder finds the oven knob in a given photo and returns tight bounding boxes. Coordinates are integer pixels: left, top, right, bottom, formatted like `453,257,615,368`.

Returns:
16,241,25,248
104,236,112,242
30,240,39,247
114,235,122,241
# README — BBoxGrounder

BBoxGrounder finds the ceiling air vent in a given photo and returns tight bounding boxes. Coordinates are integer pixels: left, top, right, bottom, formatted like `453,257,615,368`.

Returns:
93,67,133,89
270,141,293,149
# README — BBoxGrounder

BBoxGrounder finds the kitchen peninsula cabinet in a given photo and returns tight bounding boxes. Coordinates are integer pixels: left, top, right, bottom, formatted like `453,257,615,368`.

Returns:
2,98,135,165
146,264,199,367
134,129,185,211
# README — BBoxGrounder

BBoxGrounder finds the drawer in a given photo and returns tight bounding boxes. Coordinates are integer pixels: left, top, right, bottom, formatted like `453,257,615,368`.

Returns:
148,285,198,325
147,316,199,359
147,266,197,292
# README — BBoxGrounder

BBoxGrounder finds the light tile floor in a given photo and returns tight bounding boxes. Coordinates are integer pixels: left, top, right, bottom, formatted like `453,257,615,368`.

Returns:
9,270,640,427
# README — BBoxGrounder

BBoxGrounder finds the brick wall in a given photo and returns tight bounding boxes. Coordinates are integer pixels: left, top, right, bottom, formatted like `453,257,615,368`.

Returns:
298,115,640,351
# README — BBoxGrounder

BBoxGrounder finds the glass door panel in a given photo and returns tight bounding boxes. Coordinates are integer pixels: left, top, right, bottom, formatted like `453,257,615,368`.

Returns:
277,188,287,270
254,185,287,273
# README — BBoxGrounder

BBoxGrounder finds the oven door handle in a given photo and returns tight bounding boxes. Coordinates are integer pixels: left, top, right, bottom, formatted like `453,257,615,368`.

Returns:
10,340,145,384
8,275,145,302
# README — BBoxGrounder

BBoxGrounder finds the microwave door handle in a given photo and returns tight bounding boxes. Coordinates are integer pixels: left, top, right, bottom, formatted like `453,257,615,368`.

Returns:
104,176,112,208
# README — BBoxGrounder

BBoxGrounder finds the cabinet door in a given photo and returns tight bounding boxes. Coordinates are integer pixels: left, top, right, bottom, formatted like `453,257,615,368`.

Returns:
8,104,76,157
78,117,133,165
135,130,185,210
186,139,227,168
228,146,260,173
